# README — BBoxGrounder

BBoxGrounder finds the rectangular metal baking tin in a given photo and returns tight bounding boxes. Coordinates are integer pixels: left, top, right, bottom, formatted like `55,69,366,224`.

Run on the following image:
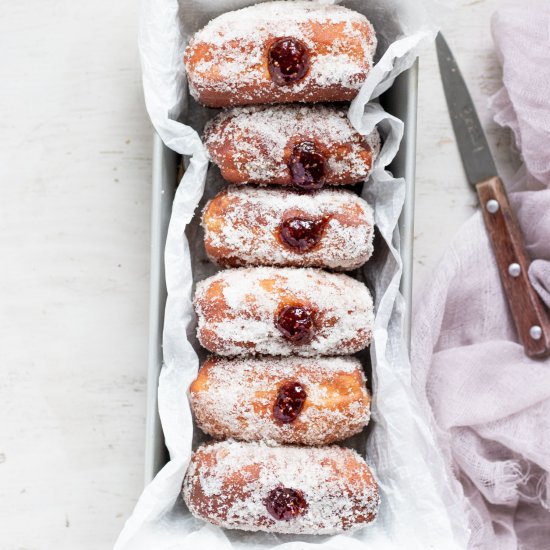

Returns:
144,61,419,484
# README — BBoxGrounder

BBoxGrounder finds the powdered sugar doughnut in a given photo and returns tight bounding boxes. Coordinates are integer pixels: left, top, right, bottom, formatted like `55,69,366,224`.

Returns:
204,105,380,188
193,267,374,357
202,186,374,270
190,356,370,445
182,440,380,534
183,1,377,107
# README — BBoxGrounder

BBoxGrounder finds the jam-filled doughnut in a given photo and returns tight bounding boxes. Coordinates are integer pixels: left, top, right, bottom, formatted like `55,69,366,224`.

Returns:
204,105,380,188
183,440,380,534
193,267,374,356
202,186,375,270
183,1,377,107
190,356,370,445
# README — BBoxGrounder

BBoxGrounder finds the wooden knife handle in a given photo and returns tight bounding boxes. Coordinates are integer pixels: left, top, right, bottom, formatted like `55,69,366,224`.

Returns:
476,176,550,358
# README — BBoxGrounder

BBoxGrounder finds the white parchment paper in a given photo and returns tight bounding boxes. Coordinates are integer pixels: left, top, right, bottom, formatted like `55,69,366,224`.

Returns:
115,1,470,548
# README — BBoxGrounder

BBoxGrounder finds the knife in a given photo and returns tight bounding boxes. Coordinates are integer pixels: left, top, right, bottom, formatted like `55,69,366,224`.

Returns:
436,32,550,359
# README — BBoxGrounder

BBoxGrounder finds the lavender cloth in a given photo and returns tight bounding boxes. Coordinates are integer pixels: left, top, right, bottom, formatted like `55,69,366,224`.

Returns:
412,4,550,549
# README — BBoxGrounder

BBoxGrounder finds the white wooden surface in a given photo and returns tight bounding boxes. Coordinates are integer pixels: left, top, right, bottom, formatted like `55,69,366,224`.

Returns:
0,1,516,549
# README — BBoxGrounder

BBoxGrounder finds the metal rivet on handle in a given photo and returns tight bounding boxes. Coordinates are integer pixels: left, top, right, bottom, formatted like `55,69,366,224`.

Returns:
530,326,543,340
508,263,521,277
486,199,500,214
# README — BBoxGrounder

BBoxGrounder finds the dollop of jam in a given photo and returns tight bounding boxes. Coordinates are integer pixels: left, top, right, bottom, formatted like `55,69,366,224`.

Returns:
265,487,308,521
288,141,326,190
275,305,314,344
278,216,328,252
268,37,310,86
273,381,307,423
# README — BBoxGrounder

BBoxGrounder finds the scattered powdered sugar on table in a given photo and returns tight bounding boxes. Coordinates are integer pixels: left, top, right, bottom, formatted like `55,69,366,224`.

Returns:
184,1,377,103
193,267,375,356
182,440,380,534
190,356,371,445
204,104,381,183
202,186,375,270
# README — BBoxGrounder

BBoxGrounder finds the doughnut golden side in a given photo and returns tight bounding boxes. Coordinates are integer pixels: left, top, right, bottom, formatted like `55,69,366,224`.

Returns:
182,440,380,534
203,105,380,186
190,356,370,445
183,2,376,107
193,267,374,357
202,186,375,270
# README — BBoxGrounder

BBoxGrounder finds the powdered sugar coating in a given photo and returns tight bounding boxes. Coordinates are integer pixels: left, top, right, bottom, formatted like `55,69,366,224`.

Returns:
202,186,375,270
183,1,377,107
182,440,380,534
193,267,374,356
204,104,380,185
190,356,371,445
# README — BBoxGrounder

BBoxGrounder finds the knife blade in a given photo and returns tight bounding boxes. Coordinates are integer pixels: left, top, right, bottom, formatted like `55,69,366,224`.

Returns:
436,32,550,359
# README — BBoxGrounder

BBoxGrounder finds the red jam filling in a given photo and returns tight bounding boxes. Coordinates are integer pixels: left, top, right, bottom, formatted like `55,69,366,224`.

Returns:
268,37,310,86
288,141,326,190
265,487,308,521
273,381,307,423
278,216,328,252
275,305,314,344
